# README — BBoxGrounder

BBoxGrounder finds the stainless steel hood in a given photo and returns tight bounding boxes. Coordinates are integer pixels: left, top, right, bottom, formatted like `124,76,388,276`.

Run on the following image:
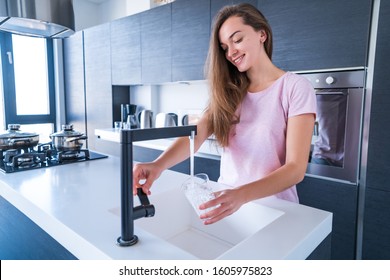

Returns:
0,0,75,38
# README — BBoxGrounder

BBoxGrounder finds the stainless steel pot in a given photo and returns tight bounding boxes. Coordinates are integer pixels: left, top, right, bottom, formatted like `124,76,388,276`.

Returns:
0,124,39,151
50,124,87,151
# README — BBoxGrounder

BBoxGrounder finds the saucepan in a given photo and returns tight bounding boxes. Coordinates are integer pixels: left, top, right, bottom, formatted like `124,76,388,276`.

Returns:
0,124,39,151
50,124,87,151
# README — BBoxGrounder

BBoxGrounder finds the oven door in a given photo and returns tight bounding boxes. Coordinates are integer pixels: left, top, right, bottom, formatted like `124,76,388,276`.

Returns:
307,88,364,184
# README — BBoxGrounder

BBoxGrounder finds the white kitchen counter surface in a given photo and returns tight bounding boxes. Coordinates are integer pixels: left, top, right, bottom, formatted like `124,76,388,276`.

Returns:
0,155,332,260
95,128,221,160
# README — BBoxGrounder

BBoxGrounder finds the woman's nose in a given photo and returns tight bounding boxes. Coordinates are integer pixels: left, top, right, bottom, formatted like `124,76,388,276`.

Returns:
227,47,237,59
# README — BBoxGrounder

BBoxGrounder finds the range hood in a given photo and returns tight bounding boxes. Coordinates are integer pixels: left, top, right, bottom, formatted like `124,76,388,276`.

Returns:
0,0,75,38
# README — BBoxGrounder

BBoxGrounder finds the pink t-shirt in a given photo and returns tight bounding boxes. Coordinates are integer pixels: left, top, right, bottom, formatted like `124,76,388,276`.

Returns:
218,72,316,203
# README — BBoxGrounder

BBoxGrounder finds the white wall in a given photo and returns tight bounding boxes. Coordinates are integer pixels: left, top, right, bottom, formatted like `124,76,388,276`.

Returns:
130,81,209,123
73,0,152,31
73,0,102,31
126,0,151,15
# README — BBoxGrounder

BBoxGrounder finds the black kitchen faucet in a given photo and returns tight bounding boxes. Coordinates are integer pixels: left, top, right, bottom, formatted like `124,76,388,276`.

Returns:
117,125,197,246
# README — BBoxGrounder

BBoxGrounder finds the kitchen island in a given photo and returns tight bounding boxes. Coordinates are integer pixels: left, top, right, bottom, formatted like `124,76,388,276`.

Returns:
0,155,332,259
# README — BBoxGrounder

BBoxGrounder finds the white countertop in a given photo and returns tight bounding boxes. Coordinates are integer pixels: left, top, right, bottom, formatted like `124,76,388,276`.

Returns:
95,128,221,160
0,155,332,260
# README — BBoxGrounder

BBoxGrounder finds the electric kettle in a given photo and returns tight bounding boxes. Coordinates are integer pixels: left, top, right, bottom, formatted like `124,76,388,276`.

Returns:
138,110,153,129
155,113,178,128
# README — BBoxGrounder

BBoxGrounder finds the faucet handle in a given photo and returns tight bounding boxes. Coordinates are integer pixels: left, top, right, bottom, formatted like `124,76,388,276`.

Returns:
137,188,151,205
133,188,155,219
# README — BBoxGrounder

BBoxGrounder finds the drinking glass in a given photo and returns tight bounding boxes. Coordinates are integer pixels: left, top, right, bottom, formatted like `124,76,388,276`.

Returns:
181,173,217,216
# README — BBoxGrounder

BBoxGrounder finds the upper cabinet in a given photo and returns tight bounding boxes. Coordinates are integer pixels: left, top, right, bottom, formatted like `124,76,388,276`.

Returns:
63,31,86,134
210,0,258,25
171,0,210,81
257,0,372,71
83,23,112,151
71,0,374,85
141,4,172,84
111,13,142,85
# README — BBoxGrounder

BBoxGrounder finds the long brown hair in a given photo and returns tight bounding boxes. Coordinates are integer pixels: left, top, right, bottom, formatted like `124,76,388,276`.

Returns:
205,3,273,147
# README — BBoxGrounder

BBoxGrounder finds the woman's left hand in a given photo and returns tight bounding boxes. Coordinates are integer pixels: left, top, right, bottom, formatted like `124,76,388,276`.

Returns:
199,188,246,225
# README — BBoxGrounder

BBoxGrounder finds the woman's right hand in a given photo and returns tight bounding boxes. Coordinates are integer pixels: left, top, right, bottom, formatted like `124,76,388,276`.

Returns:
132,162,163,196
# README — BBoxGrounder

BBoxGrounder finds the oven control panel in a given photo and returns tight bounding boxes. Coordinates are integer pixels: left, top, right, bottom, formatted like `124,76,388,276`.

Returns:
299,69,365,89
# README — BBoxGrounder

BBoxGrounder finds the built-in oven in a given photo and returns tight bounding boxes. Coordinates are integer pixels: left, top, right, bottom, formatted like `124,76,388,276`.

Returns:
299,69,365,185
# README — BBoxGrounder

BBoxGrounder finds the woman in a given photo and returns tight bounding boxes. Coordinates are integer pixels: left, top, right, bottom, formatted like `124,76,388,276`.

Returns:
133,3,316,225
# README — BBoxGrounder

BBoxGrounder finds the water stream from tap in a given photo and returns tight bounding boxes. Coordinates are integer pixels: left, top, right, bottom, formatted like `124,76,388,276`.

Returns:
189,130,195,178
185,130,217,215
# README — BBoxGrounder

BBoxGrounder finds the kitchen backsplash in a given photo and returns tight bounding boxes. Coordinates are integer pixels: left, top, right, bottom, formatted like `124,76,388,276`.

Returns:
130,80,209,116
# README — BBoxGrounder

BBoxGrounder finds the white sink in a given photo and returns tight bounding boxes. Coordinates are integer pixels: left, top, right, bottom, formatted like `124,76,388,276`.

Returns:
134,187,284,259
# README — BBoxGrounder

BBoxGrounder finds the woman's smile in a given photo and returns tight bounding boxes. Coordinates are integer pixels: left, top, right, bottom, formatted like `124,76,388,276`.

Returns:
233,54,245,65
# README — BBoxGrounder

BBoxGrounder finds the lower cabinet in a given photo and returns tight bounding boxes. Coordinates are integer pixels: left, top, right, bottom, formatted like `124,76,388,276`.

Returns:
133,146,221,181
307,234,332,260
362,188,390,259
0,196,77,260
133,146,189,174
297,177,358,260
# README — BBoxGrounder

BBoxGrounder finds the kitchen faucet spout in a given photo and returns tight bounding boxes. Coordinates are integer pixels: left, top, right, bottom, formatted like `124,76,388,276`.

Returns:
116,126,197,247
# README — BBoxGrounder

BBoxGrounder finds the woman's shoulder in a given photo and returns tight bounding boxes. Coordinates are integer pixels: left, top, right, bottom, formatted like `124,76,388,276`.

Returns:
281,72,314,92
284,71,309,83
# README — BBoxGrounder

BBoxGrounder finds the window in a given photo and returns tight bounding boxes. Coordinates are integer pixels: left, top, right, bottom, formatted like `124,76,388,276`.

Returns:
0,33,5,129
13,35,50,115
0,32,56,143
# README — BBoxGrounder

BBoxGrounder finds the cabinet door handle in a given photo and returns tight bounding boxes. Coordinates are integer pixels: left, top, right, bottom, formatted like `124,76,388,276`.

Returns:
6,51,13,64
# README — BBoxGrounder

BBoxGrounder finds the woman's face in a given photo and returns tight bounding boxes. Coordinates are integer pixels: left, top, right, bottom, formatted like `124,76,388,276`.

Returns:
219,16,265,72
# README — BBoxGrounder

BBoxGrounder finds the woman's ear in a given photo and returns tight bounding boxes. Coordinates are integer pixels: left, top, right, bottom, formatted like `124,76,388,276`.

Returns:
259,30,267,44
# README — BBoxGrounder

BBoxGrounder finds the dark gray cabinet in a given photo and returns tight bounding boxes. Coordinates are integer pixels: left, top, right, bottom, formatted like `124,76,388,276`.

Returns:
362,0,390,260
257,0,372,71
63,31,86,134
111,13,142,85
363,189,390,259
133,146,189,175
141,4,172,83
83,23,114,153
133,146,220,182
211,0,258,24
64,24,118,154
172,0,210,81
297,177,358,260
0,196,76,260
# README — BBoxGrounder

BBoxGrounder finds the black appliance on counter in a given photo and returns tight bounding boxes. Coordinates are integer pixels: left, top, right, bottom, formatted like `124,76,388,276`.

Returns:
0,124,107,174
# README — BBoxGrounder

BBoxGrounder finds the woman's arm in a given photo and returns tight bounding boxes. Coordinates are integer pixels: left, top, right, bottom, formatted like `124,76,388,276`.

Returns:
200,113,315,224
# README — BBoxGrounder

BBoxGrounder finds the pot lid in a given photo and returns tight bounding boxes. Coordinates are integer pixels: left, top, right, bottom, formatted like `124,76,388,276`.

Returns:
50,124,84,137
0,124,39,139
